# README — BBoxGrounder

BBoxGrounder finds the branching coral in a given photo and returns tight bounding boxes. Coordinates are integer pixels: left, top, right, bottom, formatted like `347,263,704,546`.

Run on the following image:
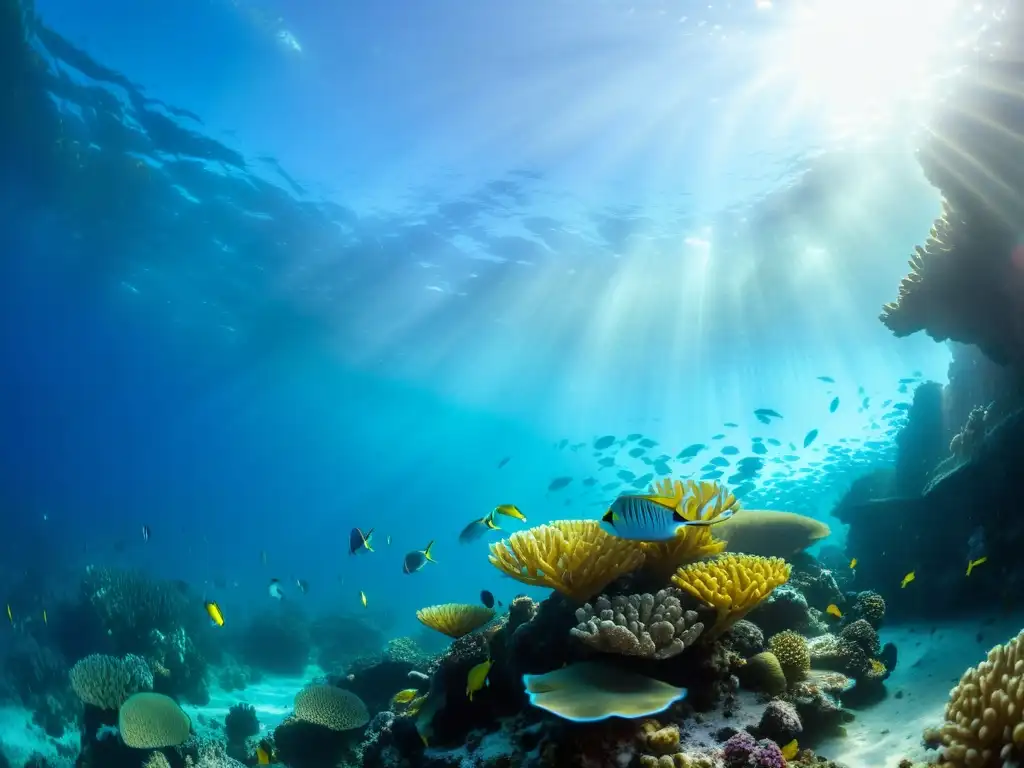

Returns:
416,604,495,639
928,629,1024,767
570,589,703,660
69,653,154,710
639,480,733,578
488,520,646,602
671,554,791,639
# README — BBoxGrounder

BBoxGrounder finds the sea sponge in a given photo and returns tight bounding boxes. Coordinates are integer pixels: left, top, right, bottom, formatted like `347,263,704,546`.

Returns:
523,662,687,722
840,619,881,658
570,589,703,660
69,653,154,709
638,480,733,578
737,651,787,696
293,684,369,731
118,692,191,748
849,591,886,628
768,631,810,683
488,520,645,602
416,604,495,638
931,630,1024,767
714,509,830,558
671,554,791,638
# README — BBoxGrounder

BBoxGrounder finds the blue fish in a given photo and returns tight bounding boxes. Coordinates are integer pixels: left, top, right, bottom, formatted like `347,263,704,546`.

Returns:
402,540,437,574
349,527,374,555
600,494,735,542
803,429,819,448
829,397,839,413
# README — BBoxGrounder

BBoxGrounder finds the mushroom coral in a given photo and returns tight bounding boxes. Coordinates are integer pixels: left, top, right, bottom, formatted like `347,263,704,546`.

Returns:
638,479,733,579
488,520,645,602
671,554,791,639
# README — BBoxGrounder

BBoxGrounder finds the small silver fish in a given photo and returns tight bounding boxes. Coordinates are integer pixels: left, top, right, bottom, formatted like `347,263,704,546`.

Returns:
600,494,734,542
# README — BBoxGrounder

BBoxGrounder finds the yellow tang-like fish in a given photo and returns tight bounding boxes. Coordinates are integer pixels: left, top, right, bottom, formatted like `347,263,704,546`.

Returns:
849,557,857,569
825,604,842,619
466,658,492,701
781,739,799,760
493,504,526,522
205,601,225,627
391,688,419,706
901,571,915,588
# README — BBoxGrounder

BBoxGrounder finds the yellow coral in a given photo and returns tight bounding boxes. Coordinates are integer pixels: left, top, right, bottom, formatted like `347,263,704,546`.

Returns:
488,520,645,602
416,603,495,638
671,554,790,638
640,480,733,578
933,629,1024,767
768,631,810,683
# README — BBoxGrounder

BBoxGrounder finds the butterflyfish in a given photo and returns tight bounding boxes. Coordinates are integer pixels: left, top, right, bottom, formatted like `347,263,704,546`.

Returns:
825,604,842,619
256,739,275,765
466,658,492,701
493,504,526,522
781,739,799,760
600,493,735,542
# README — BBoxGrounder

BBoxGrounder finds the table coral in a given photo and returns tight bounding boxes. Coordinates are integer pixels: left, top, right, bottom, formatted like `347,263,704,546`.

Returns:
416,604,495,639
570,589,703,660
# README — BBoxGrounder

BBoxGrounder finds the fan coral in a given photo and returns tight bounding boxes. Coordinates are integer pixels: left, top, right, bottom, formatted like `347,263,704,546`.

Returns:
488,520,646,602
671,554,791,638
848,591,886,628
118,692,191,748
840,619,880,658
929,629,1024,767
293,684,369,731
570,589,703,659
769,631,810,683
416,604,495,639
738,651,787,696
69,653,154,709
638,480,733,577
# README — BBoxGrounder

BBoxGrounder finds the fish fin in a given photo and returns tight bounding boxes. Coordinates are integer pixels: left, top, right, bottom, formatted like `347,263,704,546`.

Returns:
424,540,437,563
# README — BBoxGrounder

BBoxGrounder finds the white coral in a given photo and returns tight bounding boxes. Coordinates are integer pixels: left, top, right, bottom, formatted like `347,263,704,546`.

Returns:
569,588,703,659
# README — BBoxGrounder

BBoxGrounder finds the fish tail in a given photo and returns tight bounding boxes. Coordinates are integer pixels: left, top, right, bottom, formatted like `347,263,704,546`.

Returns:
424,540,437,563
365,543,374,552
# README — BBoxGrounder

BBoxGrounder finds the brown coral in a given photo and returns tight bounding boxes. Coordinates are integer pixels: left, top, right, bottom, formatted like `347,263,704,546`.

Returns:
570,589,703,659
488,520,645,602
416,604,495,638
671,554,791,638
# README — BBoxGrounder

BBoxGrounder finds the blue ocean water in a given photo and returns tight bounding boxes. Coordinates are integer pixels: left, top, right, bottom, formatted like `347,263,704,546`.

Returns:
1,1,1016,766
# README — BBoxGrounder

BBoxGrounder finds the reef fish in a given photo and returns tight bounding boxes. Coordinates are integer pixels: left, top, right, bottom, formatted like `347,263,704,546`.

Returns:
493,504,526,522
547,477,573,492
825,604,842,619
204,601,225,627
901,571,915,588
256,740,275,765
594,435,616,450
391,688,419,705
459,511,500,544
403,541,437,574
268,579,284,600
829,397,839,413
480,590,495,609
349,527,374,555
966,556,987,576
803,429,819,448
600,494,735,542
466,658,492,701
360,590,367,608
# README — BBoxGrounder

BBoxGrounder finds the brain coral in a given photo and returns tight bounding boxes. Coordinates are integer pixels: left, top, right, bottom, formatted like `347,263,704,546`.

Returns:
768,631,810,683
931,629,1024,767
69,653,154,709
118,692,191,748
293,684,369,731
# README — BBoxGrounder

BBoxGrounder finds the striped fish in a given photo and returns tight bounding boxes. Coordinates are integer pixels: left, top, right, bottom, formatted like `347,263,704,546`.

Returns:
599,494,735,541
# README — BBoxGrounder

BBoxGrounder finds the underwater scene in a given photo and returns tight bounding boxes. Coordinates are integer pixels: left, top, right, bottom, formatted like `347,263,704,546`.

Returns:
3,0,1024,767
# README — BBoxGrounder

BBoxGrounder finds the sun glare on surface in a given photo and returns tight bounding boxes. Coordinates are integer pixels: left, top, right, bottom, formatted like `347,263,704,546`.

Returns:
756,0,965,136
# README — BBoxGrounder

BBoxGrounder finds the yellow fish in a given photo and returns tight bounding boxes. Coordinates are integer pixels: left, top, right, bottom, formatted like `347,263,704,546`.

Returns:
966,556,987,576
6,604,11,624
493,504,526,522
849,557,857,569
360,590,368,608
466,658,492,701
255,739,274,765
42,609,47,625
825,604,842,619
391,688,419,706
781,739,799,760
204,601,225,627
901,571,915,588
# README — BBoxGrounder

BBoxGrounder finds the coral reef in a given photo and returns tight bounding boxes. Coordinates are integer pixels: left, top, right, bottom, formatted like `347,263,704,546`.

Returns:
672,555,791,638
488,519,646,601
570,589,703,659
69,653,153,710
416,604,495,638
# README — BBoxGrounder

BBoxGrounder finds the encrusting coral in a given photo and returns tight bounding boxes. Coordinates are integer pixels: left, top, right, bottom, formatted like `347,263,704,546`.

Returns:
672,554,791,638
415,604,495,639
488,519,646,601
570,588,704,659
927,629,1024,767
